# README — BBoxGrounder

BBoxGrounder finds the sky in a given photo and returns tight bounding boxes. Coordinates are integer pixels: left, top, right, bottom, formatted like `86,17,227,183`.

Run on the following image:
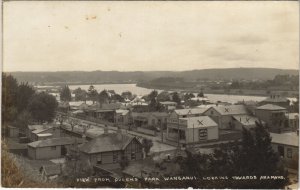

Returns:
3,1,299,72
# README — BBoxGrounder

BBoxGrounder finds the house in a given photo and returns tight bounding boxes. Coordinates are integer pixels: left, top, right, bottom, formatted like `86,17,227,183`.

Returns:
270,132,299,169
27,124,57,141
79,131,143,169
203,105,248,129
167,116,218,145
260,94,290,109
39,164,62,181
255,104,288,133
115,109,131,125
286,113,299,131
132,112,169,129
159,101,177,111
30,126,60,142
232,115,264,131
27,137,83,160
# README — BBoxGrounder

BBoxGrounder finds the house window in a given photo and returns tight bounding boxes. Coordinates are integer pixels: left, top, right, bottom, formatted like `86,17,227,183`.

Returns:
287,148,292,158
113,152,118,163
131,152,136,160
51,146,56,150
199,129,208,140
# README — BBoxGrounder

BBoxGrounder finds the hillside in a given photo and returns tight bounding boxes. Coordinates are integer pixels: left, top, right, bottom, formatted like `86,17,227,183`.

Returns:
7,68,298,85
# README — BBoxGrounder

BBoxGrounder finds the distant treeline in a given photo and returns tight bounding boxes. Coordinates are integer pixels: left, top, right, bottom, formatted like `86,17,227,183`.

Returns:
7,68,298,85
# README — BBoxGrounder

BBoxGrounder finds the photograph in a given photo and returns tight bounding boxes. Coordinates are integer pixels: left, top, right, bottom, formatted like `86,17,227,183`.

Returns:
1,1,299,189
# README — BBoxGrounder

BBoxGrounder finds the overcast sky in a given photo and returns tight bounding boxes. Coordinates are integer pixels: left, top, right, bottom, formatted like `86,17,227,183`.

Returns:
3,1,299,72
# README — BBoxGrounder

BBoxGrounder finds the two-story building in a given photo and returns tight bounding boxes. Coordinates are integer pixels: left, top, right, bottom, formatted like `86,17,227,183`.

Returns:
259,94,290,109
203,105,248,129
255,104,288,133
167,116,218,146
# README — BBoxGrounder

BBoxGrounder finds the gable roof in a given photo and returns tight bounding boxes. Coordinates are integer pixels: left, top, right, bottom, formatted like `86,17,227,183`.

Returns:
32,126,54,134
174,108,208,116
256,104,286,111
207,105,248,116
80,133,139,154
232,115,263,126
270,132,298,147
180,116,218,128
28,137,82,148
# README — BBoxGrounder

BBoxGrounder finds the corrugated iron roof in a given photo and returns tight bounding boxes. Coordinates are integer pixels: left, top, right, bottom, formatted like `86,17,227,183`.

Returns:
270,132,298,147
180,116,218,128
256,104,286,110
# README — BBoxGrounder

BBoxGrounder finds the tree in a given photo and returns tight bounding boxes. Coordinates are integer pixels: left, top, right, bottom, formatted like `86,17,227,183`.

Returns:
60,85,72,102
183,93,195,101
2,74,19,123
197,91,204,98
98,90,109,104
27,92,58,123
16,82,35,113
112,94,125,102
15,110,32,131
121,91,133,100
172,92,181,105
157,91,171,101
87,85,98,103
73,88,87,101
142,139,153,157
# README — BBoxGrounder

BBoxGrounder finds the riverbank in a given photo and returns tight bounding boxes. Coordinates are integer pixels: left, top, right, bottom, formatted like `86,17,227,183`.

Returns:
136,83,299,98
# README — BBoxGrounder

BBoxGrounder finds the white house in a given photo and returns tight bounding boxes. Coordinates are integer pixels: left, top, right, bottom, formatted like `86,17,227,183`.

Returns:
167,116,218,145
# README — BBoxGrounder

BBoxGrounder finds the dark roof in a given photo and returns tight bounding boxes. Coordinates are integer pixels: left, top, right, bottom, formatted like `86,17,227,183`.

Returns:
80,133,138,154
132,112,169,118
28,137,82,148
256,104,286,111
208,105,248,115
175,108,208,116
42,165,61,176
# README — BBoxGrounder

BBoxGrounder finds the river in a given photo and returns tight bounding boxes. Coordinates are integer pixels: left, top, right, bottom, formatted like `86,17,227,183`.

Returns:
68,83,281,104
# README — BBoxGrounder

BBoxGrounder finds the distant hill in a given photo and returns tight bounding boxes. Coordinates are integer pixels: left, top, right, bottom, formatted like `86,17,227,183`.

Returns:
7,68,298,85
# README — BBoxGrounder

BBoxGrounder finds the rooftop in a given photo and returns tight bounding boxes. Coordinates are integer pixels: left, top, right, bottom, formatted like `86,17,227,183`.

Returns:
116,109,129,115
159,101,177,105
79,133,138,154
270,132,299,147
209,105,248,115
180,116,218,128
256,104,286,111
174,108,208,116
232,115,264,127
262,95,290,103
28,137,82,148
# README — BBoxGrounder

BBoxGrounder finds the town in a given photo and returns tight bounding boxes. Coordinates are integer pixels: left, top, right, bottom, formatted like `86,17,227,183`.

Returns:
2,73,299,188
